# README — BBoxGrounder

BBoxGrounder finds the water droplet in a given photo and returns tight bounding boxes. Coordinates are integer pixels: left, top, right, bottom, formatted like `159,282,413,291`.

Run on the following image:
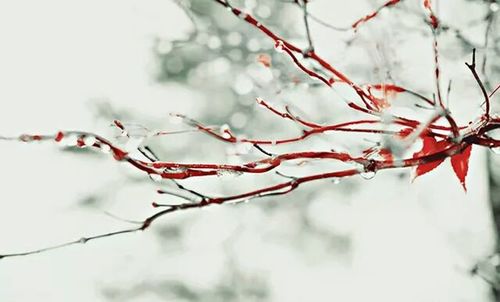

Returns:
149,173,162,182
220,124,230,132
217,169,243,177
83,135,96,147
100,144,111,154
63,134,79,146
360,171,376,180
18,134,32,142
220,124,232,139
332,178,341,185
491,3,499,12
232,198,250,205
490,147,500,155
274,40,284,53
238,12,249,20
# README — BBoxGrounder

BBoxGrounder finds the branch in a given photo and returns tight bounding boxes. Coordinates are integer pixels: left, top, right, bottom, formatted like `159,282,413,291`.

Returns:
465,49,491,119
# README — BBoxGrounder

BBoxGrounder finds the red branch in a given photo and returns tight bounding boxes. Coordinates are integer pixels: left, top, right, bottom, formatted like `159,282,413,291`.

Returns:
0,0,498,259
351,0,401,30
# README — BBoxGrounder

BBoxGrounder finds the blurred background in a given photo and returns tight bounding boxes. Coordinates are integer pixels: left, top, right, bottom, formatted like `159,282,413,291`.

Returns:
0,0,499,301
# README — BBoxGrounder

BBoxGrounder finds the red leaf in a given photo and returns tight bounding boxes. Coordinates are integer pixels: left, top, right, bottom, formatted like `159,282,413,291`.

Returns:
450,144,472,192
412,136,450,179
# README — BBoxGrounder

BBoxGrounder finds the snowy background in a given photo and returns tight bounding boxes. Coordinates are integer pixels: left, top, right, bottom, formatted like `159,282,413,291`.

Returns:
0,0,498,301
